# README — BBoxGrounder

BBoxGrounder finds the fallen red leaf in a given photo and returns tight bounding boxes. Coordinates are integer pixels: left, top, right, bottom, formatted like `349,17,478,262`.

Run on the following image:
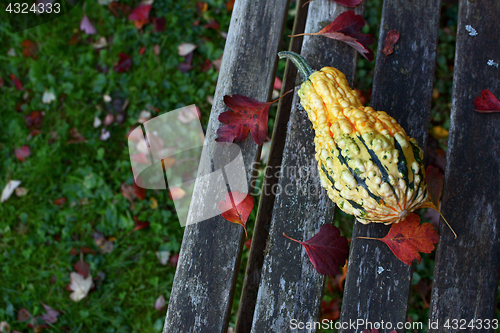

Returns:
217,191,254,237
244,238,252,250
283,224,348,276
153,17,166,32
128,4,152,21
203,19,220,30
134,182,146,200
15,146,31,162
226,0,234,11
201,59,213,72
169,253,179,267
425,165,444,207
474,89,500,113
10,74,23,91
358,214,439,266
133,216,150,231
74,260,90,278
24,111,44,129
291,11,373,61
21,40,39,59
139,46,146,55
54,197,67,206
381,29,400,61
216,90,291,145
113,52,132,73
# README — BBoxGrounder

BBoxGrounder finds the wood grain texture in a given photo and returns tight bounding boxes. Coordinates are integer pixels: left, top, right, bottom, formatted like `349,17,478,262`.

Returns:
340,1,440,332
428,1,500,331
235,1,309,332
250,2,363,332
163,1,290,332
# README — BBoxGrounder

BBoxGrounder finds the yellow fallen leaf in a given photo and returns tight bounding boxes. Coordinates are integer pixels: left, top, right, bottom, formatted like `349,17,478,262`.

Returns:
430,126,448,139
150,197,158,209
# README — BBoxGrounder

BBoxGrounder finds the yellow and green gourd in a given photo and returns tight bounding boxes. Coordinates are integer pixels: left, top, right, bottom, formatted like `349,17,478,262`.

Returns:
279,51,427,224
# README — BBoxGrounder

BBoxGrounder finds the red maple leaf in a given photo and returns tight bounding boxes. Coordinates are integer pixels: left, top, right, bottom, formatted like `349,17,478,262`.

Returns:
474,89,500,113
358,214,439,266
381,29,400,61
113,52,132,73
15,146,31,162
217,191,254,237
283,224,349,276
291,11,373,61
10,74,23,91
216,90,291,145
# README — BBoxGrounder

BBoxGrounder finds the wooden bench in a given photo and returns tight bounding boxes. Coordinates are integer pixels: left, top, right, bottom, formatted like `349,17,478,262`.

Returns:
164,0,500,332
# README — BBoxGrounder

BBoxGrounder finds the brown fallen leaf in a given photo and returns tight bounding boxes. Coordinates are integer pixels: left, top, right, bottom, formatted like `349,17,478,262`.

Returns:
381,29,400,61
68,128,87,143
74,259,90,278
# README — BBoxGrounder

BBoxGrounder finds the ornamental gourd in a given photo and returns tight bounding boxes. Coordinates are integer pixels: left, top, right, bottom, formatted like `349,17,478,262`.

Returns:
279,51,427,224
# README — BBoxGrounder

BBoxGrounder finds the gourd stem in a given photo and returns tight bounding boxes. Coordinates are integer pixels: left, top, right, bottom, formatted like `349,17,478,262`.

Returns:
278,51,313,81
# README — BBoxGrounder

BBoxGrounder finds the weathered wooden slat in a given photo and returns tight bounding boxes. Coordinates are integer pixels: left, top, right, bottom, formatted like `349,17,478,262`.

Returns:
163,1,290,332
235,1,309,332
428,2,500,331
340,1,441,332
250,2,364,332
